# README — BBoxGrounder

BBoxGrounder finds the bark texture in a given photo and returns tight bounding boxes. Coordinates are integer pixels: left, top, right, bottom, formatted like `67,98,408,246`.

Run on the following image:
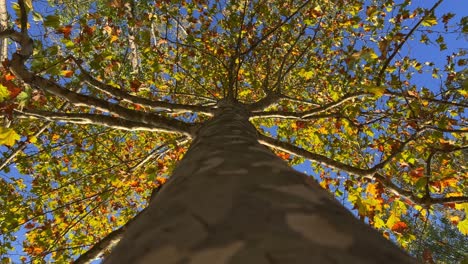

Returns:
104,101,415,264
0,0,7,62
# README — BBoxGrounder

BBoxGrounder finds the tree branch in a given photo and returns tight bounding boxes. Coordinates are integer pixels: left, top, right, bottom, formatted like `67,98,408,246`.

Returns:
250,112,339,120
258,133,468,206
371,173,468,205
386,90,468,108
376,0,443,86
0,101,67,171
257,133,373,177
73,224,125,264
240,0,312,56
130,136,189,172
2,27,198,137
371,131,426,171
73,58,214,115
250,93,366,118
75,173,168,263
423,126,468,134
245,91,281,112
15,109,194,136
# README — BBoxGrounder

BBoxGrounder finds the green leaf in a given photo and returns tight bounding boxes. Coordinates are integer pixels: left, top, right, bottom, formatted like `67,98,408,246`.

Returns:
364,84,386,97
24,0,33,10
44,15,61,28
32,11,43,22
0,127,21,147
0,84,10,102
11,3,21,18
421,14,437,27
414,177,427,191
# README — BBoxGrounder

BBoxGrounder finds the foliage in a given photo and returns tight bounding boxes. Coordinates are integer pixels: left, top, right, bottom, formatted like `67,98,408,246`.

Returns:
0,0,467,262
406,214,468,263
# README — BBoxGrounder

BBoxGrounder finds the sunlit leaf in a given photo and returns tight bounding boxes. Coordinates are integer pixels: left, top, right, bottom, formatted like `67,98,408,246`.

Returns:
0,127,21,147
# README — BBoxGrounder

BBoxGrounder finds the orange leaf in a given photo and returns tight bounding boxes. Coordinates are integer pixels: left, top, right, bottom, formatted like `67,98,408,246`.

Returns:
383,231,390,239
83,25,95,35
130,181,139,187
156,177,167,185
391,221,408,233
61,70,74,78
32,246,43,256
5,73,15,81
449,215,460,225
277,152,290,160
57,25,73,38
110,215,117,222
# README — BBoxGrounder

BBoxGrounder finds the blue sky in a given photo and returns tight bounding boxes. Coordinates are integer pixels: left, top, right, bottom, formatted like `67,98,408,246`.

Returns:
1,0,467,263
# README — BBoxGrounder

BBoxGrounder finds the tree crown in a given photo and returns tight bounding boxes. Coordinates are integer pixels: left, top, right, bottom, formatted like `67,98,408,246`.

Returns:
0,0,467,262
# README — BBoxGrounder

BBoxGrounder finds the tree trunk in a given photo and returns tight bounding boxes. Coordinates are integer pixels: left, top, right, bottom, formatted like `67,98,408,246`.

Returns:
104,100,415,264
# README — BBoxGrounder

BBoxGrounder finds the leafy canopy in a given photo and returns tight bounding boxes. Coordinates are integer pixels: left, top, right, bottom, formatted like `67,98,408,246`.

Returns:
0,0,467,263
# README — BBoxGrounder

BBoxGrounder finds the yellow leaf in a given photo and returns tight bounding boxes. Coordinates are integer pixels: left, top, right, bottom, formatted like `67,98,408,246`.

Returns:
457,88,467,98
238,89,251,97
298,69,314,80
364,85,386,97
319,180,327,189
457,218,468,235
0,84,10,102
374,217,386,229
366,182,378,197
29,136,37,143
421,15,437,27
110,35,119,43
386,213,399,229
0,127,21,147
60,70,74,78
449,215,460,224
51,134,60,142
369,50,379,59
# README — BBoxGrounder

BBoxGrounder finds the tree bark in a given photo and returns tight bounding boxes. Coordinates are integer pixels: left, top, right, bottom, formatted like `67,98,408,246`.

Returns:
0,0,7,63
104,100,415,264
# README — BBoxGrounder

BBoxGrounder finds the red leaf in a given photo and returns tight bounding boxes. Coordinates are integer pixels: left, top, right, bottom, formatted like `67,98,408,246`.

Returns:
130,80,142,92
7,85,22,98
422,248,435,264
24,222,35,229
295,121,306,129
409,167,425,179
